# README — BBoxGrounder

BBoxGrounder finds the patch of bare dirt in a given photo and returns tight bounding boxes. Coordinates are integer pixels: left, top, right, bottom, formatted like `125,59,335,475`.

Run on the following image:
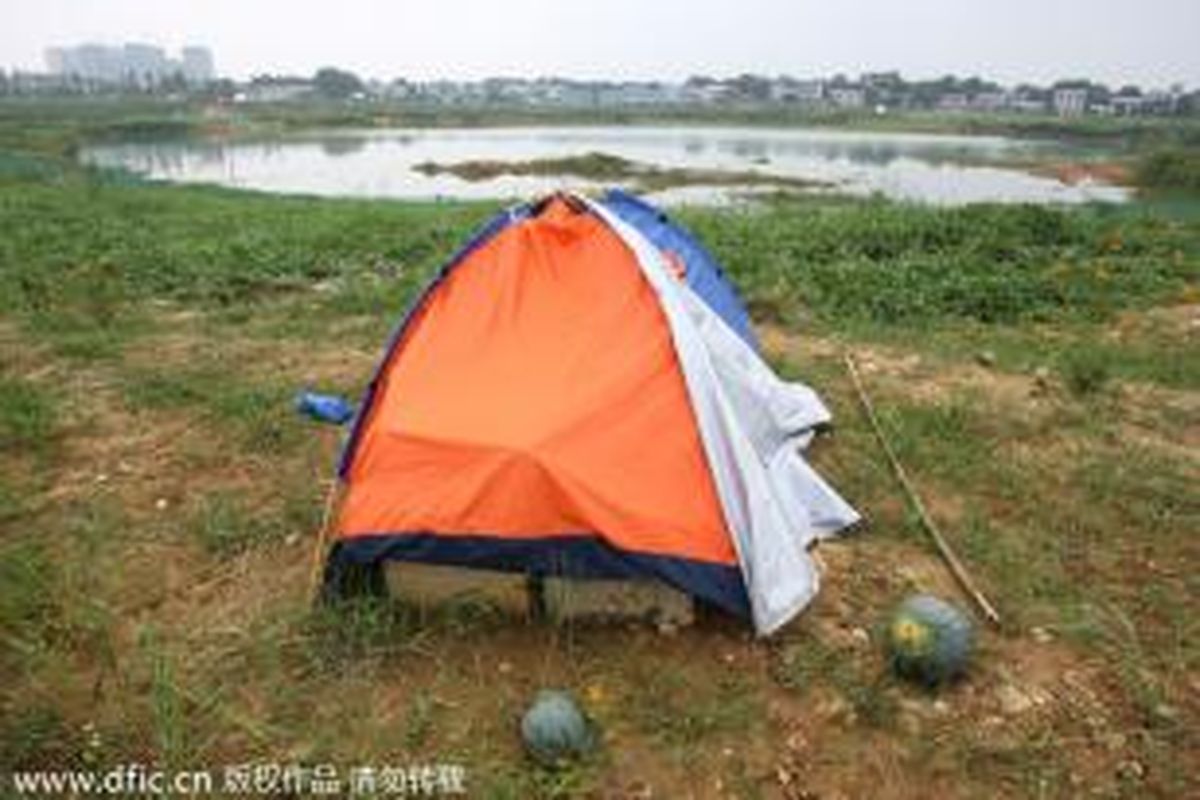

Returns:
1110,302,1200,340
760,323,1050,413
1029,160,1133,187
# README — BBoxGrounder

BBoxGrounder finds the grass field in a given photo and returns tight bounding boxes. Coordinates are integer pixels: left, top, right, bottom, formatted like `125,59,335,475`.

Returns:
0,104,1198,798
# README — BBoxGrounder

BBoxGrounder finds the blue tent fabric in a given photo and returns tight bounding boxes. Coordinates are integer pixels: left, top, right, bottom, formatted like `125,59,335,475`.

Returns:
599,189,758,350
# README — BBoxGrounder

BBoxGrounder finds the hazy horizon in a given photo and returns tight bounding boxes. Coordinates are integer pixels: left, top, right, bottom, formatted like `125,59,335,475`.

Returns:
5,0,1199,88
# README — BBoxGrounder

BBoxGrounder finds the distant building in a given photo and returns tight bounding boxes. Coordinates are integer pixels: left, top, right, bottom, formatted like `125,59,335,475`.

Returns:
1052,88,1088,116
682,78,732,105
5,70,69,94
181,47,215,84
381,79,415,101
1142,89,1183,115
413,80,484,106
44,48,65,74
48,44,123,83
44,43,216,86
234,78,312,104
937,93,970,112
971,92,1009,111
1010,96,1048,114
121,43,167,85
770,78,824,105
595,82,675,107
482,77,533,104
828,87,866,109
1111,96,1144,115
535,79,597,107
862,71,902,89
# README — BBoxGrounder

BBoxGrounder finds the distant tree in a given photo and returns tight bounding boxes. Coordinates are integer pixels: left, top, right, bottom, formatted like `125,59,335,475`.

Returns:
907,76,962,108
1014,83,1048,100
196,78,236,101
957,75,1000,95
863,71,903,89
1116,84,1143,97
1051,78,1093,91
162,70,187,94
730,73,771,101
314,67,364,98
0,69,8,96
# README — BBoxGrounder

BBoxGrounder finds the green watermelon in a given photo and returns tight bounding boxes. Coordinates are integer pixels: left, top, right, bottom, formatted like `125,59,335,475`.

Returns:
520,690,595,766
886,594,974,686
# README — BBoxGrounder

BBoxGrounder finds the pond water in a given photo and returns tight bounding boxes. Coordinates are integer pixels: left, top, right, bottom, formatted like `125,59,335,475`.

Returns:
81,125,1129,206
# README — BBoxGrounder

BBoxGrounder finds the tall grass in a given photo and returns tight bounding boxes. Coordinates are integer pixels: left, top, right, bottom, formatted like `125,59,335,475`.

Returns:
1136,149,1200,192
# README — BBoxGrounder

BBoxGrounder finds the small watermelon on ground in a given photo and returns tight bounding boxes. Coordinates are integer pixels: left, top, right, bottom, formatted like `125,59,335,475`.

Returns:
886,594,974,686
520,690,595,766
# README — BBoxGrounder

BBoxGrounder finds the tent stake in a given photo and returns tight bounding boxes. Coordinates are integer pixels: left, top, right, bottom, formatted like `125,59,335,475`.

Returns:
309,477,343,595
844,353,1002,628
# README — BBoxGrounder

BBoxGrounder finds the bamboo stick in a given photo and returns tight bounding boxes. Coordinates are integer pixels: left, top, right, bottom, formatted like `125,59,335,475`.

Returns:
844,353,1002,628
308,477,343,596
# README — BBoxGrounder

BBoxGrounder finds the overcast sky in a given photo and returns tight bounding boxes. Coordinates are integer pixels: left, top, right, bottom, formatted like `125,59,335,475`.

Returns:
4,0,1198,87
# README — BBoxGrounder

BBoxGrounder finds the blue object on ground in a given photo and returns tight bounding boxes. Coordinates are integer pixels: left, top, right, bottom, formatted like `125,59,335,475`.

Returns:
295,391,355,425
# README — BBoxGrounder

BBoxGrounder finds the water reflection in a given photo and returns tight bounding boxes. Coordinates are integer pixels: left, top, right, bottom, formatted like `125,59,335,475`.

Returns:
319,136,369,157
81,125,1127,206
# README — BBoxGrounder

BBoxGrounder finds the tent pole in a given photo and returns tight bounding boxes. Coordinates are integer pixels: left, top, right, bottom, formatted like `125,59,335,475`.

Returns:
844,353,1002,628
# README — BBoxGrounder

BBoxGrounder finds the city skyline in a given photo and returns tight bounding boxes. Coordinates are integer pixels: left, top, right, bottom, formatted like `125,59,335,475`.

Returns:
16,43,1198,96
44,43,213,85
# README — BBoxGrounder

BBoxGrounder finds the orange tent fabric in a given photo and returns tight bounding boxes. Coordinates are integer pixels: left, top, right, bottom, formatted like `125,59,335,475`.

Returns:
337,198,737,568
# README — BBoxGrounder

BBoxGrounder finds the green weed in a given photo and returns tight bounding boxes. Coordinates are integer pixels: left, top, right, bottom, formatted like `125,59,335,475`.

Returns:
878,396,998,489
299,599,423,674
188,491,281,558
207,383,300,455
771,628,897,728
1137,149,1200,192
0,705,78,770
480,760,597,800
0,477,23,522
679,200,1198,326
403,692,437,750
1059,349,1113,396
0,177,494,313
0,376,57,455
122,368,216,411
627,671,761,751
137,628,190,770
0,539,60,669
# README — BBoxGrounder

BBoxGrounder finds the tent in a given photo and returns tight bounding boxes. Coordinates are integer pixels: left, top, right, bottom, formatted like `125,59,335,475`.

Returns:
324,191,858,635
